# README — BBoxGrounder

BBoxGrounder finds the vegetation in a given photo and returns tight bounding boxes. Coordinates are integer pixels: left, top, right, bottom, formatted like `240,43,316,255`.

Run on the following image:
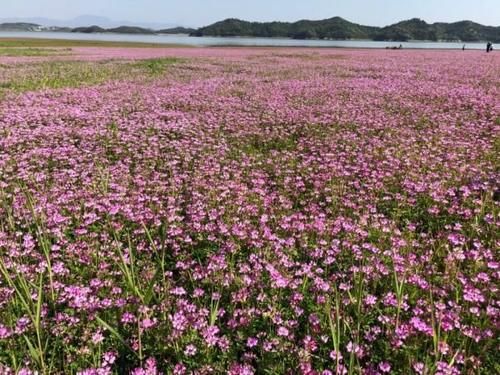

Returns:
71,25,106,33
375,18,500,42
107,26,156,35
191,17,378,40
0,47,71,57
71,25,155,34
192,17,500,42
0,57,182,93
0,38,190,48
157,27,196,34
3,17,499,41
0,47,498,374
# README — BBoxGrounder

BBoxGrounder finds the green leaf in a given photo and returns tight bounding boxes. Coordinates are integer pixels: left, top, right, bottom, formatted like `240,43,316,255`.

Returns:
95,316,138,358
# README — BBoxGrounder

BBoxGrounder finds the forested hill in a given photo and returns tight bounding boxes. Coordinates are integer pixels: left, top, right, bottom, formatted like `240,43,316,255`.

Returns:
374,19,500,42
71,25,155,34
2,17,499,42
191,17,378,40
191,17,500,42
157,27,196,34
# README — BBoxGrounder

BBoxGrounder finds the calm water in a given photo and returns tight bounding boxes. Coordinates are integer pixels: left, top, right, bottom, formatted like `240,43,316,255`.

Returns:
0,31,492,50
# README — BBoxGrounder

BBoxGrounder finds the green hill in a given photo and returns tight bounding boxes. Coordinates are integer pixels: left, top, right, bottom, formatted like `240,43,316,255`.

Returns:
191,17,377,40
290,17,378,39
157,27,196,34
376,18,500,42
5,17,497,42
71,25,154,35
434,21,500,42
71,25,106,33
107,26,155,35
191,17,500,42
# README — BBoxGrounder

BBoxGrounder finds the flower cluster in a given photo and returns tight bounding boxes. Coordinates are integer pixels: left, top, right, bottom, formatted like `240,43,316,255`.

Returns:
0,48,498,374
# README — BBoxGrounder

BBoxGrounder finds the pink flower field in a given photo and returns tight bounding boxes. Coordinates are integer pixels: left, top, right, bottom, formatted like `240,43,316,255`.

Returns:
0,47,498,374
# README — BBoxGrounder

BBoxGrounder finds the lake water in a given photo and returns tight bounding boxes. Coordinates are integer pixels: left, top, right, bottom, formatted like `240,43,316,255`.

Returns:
0,31,492,50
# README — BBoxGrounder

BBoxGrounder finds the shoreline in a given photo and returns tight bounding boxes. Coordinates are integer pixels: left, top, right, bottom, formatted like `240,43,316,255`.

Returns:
0,31,494,50
0,37,496,51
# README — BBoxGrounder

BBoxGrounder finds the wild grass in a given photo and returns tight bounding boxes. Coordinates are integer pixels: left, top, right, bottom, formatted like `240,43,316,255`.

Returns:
0,57,183,93
0,47,72,56
0,49,498,374
0,38,190,48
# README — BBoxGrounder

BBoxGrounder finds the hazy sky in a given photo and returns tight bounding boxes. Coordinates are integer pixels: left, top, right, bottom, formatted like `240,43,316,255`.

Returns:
2,0,500,27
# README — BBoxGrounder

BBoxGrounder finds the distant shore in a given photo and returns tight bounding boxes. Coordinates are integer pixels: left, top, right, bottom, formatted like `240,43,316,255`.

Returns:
0,32,494,50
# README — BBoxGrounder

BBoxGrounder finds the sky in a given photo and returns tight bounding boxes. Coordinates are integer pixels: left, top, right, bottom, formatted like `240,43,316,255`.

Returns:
2,0,499,27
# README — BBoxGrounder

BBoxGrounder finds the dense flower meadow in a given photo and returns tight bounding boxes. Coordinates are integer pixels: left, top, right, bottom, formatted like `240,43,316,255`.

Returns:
0,48,498,374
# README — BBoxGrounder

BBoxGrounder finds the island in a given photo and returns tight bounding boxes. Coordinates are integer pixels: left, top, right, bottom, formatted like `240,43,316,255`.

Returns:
1,17,499,42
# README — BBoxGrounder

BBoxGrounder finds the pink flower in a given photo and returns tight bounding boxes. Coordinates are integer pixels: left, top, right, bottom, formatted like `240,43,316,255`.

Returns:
184,344,197,356
0,324,12,339
247,337,258,348
141,317,157,330
92,331,104,344
121,312,136,324
379,362,391,373
202,325,220,347
329,350,342,361
277,326,289,337
410,317,433,336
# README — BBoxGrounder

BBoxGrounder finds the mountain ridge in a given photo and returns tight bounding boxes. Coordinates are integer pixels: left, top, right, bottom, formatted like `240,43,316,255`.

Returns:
0,16,177,29
0,17,498,42
193,17,500,42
